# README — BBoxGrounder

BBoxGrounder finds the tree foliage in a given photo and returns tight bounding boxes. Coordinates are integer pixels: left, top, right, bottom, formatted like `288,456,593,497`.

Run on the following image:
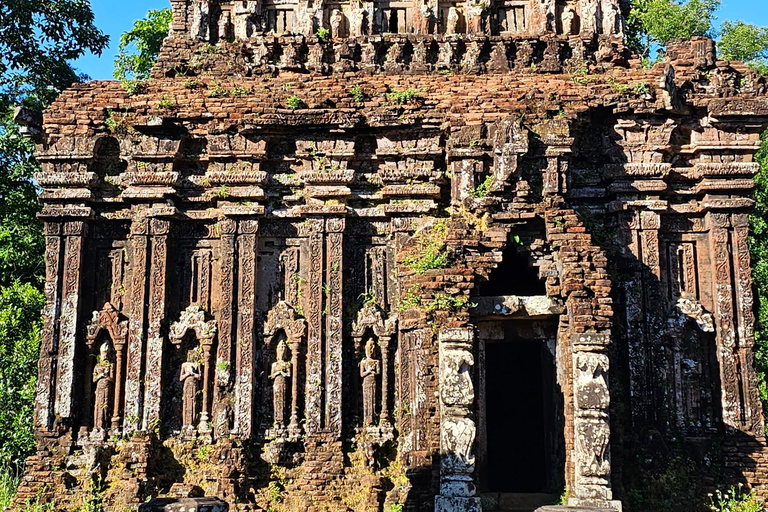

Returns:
0,0,108,110
0,281,44,470
114,9,173,83
719,21,768,74
0,119,44,288
750,133,768,403
626,0,720,61
0,0,106,484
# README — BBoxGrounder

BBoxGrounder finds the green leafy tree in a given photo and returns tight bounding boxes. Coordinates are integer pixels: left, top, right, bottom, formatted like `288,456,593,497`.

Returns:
0,0,107,496
719,21,768,74
0,0,109,110
114,9,173,83
0,118,44,287
626,0,720,63
0,282,44,470
750,133,768,403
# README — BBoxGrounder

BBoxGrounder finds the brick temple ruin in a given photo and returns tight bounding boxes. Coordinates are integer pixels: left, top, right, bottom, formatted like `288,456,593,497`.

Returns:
13,0,768,510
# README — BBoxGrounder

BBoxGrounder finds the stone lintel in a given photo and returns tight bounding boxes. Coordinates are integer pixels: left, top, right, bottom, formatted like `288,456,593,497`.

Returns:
471,295,565,317
571,331,610,348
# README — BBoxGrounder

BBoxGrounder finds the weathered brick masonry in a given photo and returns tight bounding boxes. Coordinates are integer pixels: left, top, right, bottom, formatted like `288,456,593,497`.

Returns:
13,0,768,510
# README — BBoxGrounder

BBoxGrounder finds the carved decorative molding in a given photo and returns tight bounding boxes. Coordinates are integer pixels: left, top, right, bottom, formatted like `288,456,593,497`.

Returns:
169,305,218,348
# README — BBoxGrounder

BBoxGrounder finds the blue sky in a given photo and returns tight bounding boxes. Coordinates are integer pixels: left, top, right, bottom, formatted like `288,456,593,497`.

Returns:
73,0,768,80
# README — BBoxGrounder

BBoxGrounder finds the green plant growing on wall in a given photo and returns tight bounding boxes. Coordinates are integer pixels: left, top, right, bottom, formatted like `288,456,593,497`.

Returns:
470,174,494,198
386,88,422,105
316,27,330,39
403,221,450,274
350,84,365,102
104,109,129,135
286,95,303,110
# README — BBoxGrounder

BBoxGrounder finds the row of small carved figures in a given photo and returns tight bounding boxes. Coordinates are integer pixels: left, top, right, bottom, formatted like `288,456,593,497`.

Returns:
174,35,609,75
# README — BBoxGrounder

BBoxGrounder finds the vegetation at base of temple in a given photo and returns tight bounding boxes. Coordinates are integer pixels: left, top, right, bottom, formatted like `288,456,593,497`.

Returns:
708,485,762,512
0,0,108,505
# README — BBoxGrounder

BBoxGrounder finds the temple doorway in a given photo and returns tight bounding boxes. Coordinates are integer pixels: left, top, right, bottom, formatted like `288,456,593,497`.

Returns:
485,339,549,492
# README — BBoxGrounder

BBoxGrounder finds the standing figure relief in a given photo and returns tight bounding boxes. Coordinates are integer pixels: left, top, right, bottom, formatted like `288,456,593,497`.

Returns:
271,339,292,429
180,358,202,428
361,337,381,427
92,342,114,431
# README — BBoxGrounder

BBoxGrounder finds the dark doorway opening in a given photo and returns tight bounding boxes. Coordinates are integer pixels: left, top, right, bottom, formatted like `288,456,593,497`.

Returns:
485,340,551,493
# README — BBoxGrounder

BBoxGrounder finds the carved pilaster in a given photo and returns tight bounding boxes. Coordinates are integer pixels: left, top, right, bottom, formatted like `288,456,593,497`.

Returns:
731,213,764,433
124,215,149,434
435,327,481,512
569,332,618,509
304,218,324,434
215,218,236,437
36,222,63,431
234,218,258,436
325,217,344,437
143,218,170,431
55,220,88,422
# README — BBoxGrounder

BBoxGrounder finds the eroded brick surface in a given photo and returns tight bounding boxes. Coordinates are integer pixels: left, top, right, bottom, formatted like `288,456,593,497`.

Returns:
14,1,768,511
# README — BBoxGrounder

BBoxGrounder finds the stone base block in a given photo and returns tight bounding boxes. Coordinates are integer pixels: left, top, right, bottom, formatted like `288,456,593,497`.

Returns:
434,496,482,512
537,502,622,512
138,497,229,512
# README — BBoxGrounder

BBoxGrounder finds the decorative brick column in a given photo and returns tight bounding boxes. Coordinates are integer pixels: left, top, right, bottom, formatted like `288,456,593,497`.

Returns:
435,327,481,512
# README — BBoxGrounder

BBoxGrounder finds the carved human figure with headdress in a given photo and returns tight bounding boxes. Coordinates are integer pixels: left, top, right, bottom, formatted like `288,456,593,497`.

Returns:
270,339,292,428
180,358,201,428
602,0,622,37
562,5,576,35
92,342,114,431
191,0,212,40
360,337,381,426
580,0,598,35
330,9,346,38
446,7,460,35
348,5,366,36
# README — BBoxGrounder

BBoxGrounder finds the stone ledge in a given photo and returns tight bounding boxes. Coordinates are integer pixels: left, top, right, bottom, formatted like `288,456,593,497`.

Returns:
138,497,229,512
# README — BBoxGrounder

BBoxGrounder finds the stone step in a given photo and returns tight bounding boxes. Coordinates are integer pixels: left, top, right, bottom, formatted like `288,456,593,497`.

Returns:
481,493,558,512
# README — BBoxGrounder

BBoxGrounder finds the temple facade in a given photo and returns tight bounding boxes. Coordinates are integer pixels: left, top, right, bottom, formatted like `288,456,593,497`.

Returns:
13,1,768,511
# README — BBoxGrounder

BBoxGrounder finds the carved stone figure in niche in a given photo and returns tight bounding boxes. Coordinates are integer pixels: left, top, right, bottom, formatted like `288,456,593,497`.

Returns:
413,5,433,35
271,339,292,429
562,5,576,35
360,338,381,426
330,9,346,38
192,0,212,40
543,0,556,31
576,419,610,477
466,4,484,34
446,7,460,34
348,6,366,36
180,358,202,428
440,350,475,408
442,416,476,469
575,352,610,410
92,342,114,431
602,0,621,36
219,10,233,41
581,0,598,35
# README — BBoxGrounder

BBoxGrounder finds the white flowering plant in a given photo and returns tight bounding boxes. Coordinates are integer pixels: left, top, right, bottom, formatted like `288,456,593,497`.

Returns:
708,484,763,512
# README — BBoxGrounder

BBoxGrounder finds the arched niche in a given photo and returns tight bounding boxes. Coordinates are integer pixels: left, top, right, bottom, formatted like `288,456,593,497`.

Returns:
263,300,306,442
84,302,129,437
168,305,218,439
351,302,397,441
